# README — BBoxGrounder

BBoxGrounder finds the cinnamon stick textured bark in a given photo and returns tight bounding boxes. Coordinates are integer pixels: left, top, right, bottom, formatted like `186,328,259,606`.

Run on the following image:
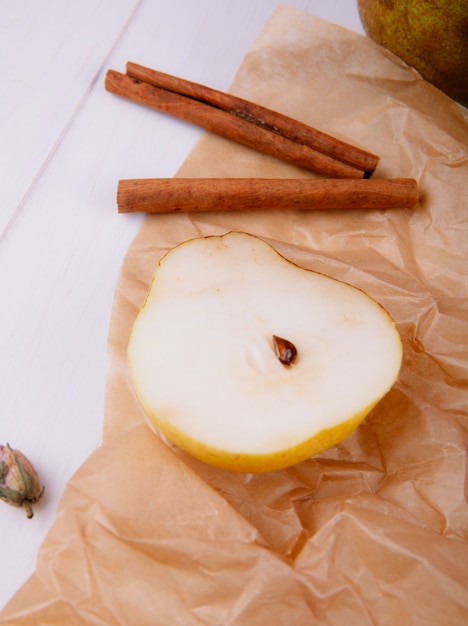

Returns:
126,62,380,176
116,178,419,214
105,70,365,179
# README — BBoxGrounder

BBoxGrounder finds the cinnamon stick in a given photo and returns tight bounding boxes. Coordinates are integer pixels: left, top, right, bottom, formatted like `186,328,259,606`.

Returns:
105,69,367,180
125,62,380,176
116,178,419,214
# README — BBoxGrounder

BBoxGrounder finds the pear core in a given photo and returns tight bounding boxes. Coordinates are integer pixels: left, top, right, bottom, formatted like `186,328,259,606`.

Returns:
128,232,402,473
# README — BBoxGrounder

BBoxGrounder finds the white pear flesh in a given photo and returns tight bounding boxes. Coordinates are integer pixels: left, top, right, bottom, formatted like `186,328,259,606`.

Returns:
128,231,402,473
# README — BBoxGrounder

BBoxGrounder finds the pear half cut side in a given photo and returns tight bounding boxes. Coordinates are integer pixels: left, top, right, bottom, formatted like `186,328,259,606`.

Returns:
128,231,402,473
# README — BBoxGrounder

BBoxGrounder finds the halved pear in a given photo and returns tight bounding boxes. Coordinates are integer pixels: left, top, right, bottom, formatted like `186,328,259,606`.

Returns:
128,231,402,473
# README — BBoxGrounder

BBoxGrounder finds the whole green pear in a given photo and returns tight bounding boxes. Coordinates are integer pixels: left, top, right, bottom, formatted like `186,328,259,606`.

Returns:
358,0,468,106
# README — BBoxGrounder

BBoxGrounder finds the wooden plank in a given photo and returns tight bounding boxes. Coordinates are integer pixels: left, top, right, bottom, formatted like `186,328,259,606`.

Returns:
0,0,141,237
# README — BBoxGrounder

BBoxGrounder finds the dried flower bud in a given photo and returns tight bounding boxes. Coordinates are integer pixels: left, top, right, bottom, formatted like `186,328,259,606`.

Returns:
0,444,44,518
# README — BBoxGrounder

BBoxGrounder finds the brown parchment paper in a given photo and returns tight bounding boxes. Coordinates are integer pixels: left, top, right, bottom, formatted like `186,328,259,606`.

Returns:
2,5,468,625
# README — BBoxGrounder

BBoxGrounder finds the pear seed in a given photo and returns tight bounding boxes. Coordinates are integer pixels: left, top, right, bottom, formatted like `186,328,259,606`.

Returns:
272,335,297,367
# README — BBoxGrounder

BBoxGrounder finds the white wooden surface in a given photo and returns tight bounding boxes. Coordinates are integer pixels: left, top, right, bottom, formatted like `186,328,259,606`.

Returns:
0,0,364,609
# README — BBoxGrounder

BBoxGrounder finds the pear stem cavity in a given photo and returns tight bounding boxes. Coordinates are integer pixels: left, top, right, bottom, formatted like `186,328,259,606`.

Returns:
272,335,298,367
